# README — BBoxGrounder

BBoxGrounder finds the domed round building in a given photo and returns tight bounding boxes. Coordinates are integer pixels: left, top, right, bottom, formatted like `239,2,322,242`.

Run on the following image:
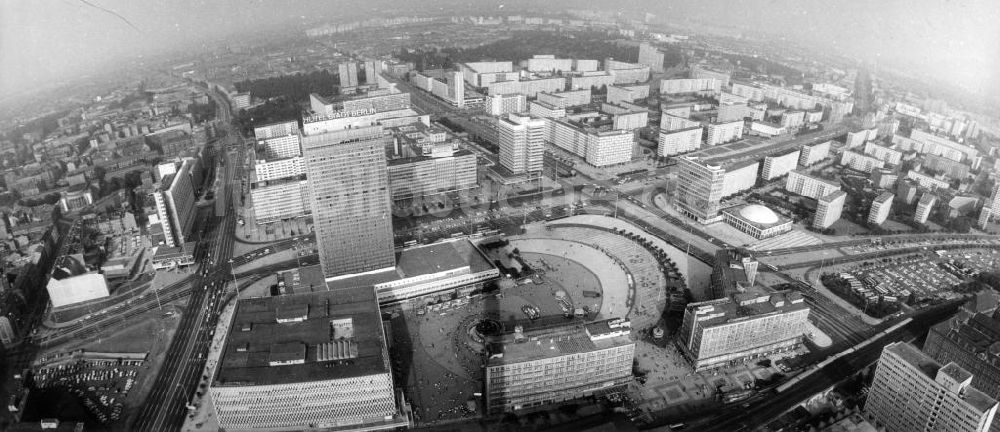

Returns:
722,203,792,240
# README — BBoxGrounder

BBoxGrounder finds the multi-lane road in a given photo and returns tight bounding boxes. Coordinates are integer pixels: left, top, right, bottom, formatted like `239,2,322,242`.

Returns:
658,298,964,432
130,87,245,432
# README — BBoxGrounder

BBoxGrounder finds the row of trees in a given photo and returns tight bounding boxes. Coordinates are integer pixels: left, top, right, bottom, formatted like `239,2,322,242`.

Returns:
235,97,303,137
397,31,675,72
235,69,340,101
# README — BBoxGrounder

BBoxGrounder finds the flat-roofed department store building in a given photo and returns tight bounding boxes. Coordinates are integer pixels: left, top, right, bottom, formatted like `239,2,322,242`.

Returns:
210,287,411,431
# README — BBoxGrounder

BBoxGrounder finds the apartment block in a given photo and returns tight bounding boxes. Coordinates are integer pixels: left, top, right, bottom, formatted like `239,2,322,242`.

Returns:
721,160,760,197
868,192,894,225
658,126,702,157
813,190,846,229
914,193,938,224
258,134,302,159
761,148,801,181
498,114,545,175
840,150,886,173
601,102,649,131
660,78,721,95
785,170,841,199
485,319,635,414
550,118,634,167
863,141,903,166
253,120,299,140
486,77,566,98
705,121,743,146
604,59,649,84
537,89,591,108
866,342,997,432
250,178,310,223
254,157,303,182
485,93,527,116
606,84,650,104
907,170,952,190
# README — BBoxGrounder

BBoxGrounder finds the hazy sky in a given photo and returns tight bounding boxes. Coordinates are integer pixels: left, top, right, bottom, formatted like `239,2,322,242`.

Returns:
644,0,1000,95
1,0,998,100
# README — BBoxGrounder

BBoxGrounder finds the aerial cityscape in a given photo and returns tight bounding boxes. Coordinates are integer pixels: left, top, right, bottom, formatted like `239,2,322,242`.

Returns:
1,1,1000,431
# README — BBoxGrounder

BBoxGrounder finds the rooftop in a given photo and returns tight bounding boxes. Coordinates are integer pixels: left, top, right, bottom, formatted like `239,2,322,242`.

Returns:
820,190,848,202
728,159,761,171
687,290,807,328
387,148,474,166
557,117,625,135
885,342,998,413
486,318,633,366
214,286,388,386
734,204,781,225
327,238,496,291
791,170,841,187
772,146,801,158
158,173,176,191
874,192,894,204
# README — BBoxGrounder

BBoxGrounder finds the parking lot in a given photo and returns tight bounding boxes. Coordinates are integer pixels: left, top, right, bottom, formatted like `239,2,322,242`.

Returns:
938,249,1000,274
850,255,962,299
827,248,1000,304
27,353,147,424
844,238,1000,255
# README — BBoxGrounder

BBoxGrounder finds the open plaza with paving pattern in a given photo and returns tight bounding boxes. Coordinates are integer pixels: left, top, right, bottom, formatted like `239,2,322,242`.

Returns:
374,215,827,426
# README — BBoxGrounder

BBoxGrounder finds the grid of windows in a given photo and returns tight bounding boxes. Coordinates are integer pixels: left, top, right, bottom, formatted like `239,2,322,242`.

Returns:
387,153,477,201
212,373,401,430
682,308,809,370
302,127,395,279
485,344,635,414
866,343,997,432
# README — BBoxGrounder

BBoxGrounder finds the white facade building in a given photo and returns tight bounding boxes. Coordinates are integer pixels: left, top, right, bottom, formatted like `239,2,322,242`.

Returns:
863,142,902,166
253,120,299,140
259,134,301,159
550,118,634,167
607,84,650,104
721,161,760,197
799,140,831,166
254,157,303,182
914,193,938,224
813,191,846,229
660,78,721,95
485,93,527,116
785,170,841,199
498,114,545,175
906,170,951,190
761,148,801,181
868,192,894,225
866,342,997,432
658,127,703,157
705,121,743,146
840,150,886,173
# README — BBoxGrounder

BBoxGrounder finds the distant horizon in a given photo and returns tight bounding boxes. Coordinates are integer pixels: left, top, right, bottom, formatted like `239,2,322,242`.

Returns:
1,0,998,115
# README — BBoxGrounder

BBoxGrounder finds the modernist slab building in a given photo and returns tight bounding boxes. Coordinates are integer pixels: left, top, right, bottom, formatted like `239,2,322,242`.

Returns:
302,126,396,279
485,319,635,414
866,342,997,432
679,291,809,371
210,287,411,432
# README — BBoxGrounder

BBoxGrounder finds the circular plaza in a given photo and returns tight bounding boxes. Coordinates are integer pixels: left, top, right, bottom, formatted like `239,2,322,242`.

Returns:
400,215,683,423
